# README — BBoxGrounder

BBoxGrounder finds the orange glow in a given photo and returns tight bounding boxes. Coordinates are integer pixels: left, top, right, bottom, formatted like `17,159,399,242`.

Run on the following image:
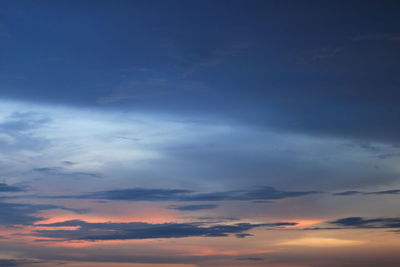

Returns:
279,237,365,247
173,246,275,256
289,219,323,228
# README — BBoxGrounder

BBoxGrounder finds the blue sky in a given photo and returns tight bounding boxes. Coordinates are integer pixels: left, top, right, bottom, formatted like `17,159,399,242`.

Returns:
1,1,400,267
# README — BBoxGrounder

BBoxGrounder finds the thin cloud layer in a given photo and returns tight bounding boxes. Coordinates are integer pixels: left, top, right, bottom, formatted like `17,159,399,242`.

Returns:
44,186,320,202
167,204,219,211
334,189,400,196
33,220,296,241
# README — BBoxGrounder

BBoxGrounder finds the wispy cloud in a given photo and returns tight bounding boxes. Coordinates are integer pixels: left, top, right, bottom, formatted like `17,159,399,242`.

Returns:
32,167,99,178
330,217,400,229
41,186,320,202
333,189,400,196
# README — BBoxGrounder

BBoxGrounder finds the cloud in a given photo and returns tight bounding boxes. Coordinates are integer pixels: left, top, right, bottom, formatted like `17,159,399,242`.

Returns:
0,112,50,132
167,204,219,211
0,183,24,193
366,189,400,195
177,186,319,201
330,217,400,229
333,189,400,196
79,188,193,201
0,259,42,267
44,186,320,202
235,233,254,238
32,167,99,178
33,220,296,241
0,111,50,152
0,202,88,226
333,191,362,196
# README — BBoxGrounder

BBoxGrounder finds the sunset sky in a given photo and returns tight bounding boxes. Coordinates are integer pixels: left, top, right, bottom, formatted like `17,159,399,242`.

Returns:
1,1,400,266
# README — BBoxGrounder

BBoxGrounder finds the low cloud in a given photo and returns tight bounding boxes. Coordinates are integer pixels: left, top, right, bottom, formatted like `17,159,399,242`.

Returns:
333,189,400,196
304,216,400,231
167,204,219,211
0,202,88,226
0,183,24,193
330,217,400,229
33,220,296,241
0,259,42,267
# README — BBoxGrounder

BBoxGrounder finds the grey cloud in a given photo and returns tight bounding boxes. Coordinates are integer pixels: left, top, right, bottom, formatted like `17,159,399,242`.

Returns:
366,189,400,195
167,204,219,211
84,188,193,201
235,233,254,238
303,216,400,231
0,183,24,193
0,202,88,226
333,191,362,196
0,259,42,267
43,186,320,202
330,217,400,229
33,220,296,241
33,167,99,178
178,186,319,201
334,189,400,196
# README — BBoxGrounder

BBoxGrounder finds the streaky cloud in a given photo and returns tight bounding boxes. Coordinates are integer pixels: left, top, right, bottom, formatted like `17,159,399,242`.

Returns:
32,167,99,178
41,186,320,202
330,217,400,229
167,204,219,211
334,189,400,196
304,216,400,231
33,220,297,241
0,258,42,267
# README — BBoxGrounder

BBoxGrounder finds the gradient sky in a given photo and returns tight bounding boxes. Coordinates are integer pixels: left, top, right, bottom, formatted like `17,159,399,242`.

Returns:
1,1,400,266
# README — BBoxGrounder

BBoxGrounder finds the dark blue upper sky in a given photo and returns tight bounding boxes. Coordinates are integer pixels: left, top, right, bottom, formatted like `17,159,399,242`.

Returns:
1,0,400,143
1,0,398,190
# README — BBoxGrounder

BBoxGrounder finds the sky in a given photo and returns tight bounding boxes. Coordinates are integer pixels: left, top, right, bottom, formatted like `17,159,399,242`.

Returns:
0,0,400,266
